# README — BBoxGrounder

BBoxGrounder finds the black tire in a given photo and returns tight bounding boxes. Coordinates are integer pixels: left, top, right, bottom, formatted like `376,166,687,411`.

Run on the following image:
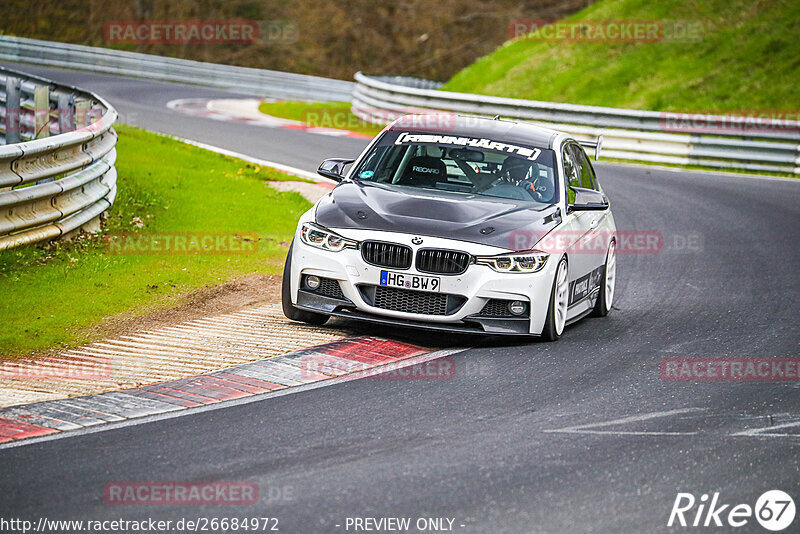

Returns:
591,241,616,318
540,258,568,342
281,242,329,325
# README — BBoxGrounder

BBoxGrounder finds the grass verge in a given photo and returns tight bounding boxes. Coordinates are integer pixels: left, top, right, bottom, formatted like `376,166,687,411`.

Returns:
0,125,311,358
443,0,799,112
258,100,385,137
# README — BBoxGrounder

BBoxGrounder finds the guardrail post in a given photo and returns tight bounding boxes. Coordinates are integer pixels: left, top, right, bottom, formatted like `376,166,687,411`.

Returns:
5,76,21,144
75,98,90,129
57,92,76,134
33,85,50,139
34,86,55,184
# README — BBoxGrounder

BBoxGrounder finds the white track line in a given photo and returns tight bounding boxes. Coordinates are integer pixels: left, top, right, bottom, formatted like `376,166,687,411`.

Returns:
543,408,704,436
731,420,800,437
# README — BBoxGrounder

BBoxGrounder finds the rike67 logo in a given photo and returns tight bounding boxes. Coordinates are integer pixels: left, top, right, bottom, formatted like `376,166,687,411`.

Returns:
669,490,795,531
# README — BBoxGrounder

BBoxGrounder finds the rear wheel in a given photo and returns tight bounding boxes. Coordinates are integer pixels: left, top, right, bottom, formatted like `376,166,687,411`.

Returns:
540,258,569,342
281,242,329,325
592,241,616,317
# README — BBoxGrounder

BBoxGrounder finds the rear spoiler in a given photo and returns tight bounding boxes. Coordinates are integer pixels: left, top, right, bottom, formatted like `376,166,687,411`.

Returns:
578,136,603,161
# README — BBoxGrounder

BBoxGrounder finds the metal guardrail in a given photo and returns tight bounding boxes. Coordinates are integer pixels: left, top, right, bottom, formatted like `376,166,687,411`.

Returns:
0,66,117,250
352,73,800,174
0,36,354,102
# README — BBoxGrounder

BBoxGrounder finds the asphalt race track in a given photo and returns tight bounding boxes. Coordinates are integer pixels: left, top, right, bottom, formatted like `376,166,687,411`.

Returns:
1,64,799,533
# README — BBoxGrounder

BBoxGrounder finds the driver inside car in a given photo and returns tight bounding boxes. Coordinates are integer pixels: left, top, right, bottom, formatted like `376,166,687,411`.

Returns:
449,151,553,203
495,157,554,202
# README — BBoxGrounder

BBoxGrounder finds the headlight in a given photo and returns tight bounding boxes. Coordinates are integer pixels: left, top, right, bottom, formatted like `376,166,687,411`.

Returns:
300,222,358,252
475,251,549,273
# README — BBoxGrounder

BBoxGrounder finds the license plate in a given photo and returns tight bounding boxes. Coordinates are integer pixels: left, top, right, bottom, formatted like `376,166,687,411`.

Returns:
380,270,440,292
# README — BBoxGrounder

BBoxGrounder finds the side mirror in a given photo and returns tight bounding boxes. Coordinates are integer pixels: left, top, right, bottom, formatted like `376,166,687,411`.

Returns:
568,186,609,212
317,158,355,182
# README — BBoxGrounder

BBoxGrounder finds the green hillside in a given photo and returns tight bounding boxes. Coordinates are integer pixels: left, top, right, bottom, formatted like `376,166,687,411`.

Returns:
443,0,799,112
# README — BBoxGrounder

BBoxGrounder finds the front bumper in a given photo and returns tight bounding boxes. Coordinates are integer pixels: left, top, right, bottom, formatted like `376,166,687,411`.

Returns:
296,290,533,336
290,228,558,336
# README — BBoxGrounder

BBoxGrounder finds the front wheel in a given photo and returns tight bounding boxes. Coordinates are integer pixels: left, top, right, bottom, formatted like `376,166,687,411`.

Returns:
591,241,616,317
281,242,329,325
540,257,569,342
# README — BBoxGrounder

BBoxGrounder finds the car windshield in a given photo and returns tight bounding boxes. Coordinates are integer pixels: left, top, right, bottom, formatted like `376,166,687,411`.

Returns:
353,130,559,204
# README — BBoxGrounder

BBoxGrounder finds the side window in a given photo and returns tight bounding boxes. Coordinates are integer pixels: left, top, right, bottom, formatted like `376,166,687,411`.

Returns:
570,144,598,190
561,145,580,204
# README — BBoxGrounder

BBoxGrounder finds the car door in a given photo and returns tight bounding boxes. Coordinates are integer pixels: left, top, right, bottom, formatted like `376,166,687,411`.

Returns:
555,142,596,310
569,143,610,305
556,142,612,311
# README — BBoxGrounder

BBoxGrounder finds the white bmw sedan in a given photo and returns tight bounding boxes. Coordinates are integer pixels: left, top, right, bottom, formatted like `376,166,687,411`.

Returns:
282,115,616,341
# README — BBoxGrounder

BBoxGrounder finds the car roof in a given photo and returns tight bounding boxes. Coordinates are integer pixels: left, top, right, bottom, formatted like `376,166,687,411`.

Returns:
388,114,562,150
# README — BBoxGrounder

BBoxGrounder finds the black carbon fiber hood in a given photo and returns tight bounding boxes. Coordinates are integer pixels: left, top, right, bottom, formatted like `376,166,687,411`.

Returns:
314,181,561,250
